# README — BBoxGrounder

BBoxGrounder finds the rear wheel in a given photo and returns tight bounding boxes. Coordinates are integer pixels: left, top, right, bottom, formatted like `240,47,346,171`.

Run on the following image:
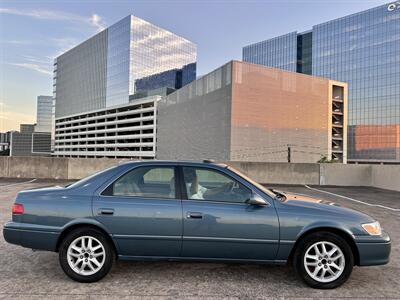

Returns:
59,227,115,282
293,232,354,289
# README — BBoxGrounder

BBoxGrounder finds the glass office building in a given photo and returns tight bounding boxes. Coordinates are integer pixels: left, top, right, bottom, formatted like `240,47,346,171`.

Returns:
243,2,400,162
243,32,297,72
55,15,196,118
54,15,195,158
35,96,54,133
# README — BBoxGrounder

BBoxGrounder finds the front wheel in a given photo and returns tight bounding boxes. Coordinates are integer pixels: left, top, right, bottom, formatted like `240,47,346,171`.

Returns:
293,232,354,289
59,227,115,282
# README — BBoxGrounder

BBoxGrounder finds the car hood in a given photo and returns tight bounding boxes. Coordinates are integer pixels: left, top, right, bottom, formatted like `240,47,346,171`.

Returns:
276,190,373,222
279,190,338,206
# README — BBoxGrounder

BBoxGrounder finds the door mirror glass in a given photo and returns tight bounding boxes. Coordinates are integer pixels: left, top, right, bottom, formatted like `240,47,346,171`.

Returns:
246,193,268,206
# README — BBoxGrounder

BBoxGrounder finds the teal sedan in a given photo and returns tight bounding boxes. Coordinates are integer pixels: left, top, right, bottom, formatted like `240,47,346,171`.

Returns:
3,160,391,288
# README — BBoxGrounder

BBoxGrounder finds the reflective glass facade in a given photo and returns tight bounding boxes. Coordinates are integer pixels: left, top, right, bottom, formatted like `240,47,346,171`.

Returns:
242,2,400,162
297,31,313,75
312,4,400,161
55,15,196,117
55,31,108,118
130,16,196,96
106,16,131,107
243,32,297,72
134,63,196,95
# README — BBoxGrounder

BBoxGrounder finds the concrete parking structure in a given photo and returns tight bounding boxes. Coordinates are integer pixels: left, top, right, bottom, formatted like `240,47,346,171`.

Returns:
0,179,399,299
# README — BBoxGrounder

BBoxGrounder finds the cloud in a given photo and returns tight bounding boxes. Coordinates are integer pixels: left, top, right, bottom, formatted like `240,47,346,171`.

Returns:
0,9,106,54
89,14,105,32
0,9,106,75
21,55,51,64
4,37,81,76
0,7,106,32
2,40,32,45
8,62,52,75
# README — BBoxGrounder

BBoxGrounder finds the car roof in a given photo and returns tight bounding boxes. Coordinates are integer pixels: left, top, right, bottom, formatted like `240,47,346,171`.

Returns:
119,159,228,168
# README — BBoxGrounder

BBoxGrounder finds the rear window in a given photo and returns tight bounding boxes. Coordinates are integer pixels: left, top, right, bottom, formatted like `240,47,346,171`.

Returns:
67,165,119,189
103,166,176,199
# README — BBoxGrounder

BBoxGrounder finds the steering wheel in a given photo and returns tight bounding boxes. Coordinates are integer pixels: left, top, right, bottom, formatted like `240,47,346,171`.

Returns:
224,182,235,193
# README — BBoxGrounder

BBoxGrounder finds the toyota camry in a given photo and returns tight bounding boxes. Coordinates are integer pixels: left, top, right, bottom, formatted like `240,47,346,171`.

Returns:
3,160,391,289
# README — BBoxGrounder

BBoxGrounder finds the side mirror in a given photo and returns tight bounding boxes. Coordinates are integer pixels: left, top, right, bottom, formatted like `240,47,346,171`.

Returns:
246,193,268,206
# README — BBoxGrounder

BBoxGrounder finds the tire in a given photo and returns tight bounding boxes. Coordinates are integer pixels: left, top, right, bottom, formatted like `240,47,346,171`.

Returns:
59,227,115,283
293,231,354,289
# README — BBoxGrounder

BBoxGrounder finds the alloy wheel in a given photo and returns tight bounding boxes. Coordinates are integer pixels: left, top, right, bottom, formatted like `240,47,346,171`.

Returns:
67,236,106,276
303,241,345,283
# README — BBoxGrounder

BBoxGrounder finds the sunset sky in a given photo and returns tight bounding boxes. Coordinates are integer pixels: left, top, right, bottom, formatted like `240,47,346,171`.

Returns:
0,0,388,132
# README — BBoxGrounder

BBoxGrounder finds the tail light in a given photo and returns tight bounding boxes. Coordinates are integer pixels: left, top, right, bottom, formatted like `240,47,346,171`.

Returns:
12,203,24,215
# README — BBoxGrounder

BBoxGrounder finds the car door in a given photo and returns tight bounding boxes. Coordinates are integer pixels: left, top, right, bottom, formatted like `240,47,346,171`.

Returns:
180,165,279,261
93,164,183,257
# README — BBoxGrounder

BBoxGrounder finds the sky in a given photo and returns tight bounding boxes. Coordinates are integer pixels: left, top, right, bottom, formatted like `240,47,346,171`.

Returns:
0,0,390,132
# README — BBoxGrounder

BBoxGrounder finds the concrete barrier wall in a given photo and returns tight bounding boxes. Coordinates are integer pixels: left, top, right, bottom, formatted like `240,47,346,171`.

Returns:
0,156,69,179
0,157,8,178
0,156,129,180
226,161,320,185
0,156,399,192
371,165,400,192
319,164,372,186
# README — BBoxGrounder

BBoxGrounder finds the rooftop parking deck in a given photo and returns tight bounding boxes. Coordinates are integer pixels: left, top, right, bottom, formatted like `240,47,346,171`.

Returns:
0,179,399,299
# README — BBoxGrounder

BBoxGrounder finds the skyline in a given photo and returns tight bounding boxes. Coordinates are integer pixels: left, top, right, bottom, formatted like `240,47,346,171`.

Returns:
0,0,389,132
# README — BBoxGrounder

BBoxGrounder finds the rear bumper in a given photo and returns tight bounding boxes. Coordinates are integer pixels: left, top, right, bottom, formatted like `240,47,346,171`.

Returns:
355,231,391,266
3,221,59,252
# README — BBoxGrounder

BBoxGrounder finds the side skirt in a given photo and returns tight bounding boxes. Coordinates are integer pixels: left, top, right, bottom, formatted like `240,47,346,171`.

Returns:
118,255,287,265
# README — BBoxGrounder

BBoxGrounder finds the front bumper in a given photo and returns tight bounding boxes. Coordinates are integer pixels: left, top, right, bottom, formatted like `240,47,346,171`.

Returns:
355,231,391,266
3,221,59,252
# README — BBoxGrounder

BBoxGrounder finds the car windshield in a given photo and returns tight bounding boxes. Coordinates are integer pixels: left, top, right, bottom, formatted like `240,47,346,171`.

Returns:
66,165,119,189
227,166,277,198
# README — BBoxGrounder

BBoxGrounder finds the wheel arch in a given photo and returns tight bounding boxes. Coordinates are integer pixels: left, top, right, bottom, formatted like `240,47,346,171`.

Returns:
287,226,360,266
56,220,119,256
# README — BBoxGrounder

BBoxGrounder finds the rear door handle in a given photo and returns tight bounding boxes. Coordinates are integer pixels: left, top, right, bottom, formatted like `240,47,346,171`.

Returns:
98,208,114,215
186,212,203,219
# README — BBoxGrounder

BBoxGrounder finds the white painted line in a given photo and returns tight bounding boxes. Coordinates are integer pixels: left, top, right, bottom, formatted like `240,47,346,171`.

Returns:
0,178,37,187
304,185,400,212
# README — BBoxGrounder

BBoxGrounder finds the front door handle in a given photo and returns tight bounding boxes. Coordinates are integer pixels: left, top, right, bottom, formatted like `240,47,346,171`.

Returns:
186,212,203,219
98,208,114,215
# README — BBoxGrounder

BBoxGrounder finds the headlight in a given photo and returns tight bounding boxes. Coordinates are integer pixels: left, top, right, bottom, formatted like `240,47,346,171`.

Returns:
362,221,382,236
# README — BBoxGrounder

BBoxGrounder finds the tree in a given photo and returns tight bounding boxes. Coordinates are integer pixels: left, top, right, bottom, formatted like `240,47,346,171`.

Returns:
317,155,334,163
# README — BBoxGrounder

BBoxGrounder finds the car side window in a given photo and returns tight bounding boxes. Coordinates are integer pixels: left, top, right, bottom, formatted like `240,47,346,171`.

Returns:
182,167,251,203
107,166,176,199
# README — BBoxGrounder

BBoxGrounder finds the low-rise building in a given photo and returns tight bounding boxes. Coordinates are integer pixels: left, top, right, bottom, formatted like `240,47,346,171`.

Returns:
0,132,11,154
8,95,54,157
157,61,348,163
9,124,51,157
